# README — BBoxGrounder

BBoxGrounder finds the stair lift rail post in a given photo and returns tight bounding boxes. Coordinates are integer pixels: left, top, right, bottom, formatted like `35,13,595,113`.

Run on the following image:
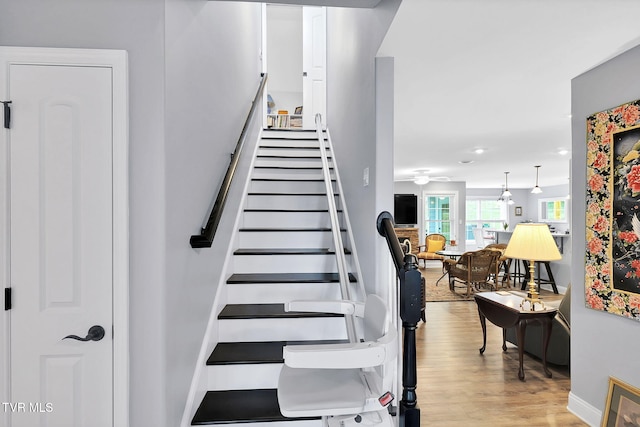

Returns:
376,211,421,427
315,113,357,343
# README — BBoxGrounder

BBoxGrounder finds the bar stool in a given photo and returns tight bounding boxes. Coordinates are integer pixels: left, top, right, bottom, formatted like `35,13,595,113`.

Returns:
520,260,558,294
503,257,527,286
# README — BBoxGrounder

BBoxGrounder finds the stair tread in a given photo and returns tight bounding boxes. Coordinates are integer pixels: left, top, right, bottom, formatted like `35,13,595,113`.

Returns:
259,145,330,150
207,340,348,365
218,303,345,319
227,272,356,284
192,389,316,425
244,208,342,212
234,248,351,255
247,192,339,196
254,166,332,170
252,178,336,182
256,155,332,159
239,227,346,232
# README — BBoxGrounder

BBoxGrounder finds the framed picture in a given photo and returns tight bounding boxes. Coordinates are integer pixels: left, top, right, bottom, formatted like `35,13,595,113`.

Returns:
515,206,522,216
602,377,640,427
294,106,303,115
586,99,640,321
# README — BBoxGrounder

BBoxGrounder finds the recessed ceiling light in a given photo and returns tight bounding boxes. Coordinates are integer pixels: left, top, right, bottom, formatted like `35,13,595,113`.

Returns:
558,149,569,155
459,160,474,164
474,148,484,154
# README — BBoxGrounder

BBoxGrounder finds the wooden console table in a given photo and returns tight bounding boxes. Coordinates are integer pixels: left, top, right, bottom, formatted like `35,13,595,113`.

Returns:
474,291,557,381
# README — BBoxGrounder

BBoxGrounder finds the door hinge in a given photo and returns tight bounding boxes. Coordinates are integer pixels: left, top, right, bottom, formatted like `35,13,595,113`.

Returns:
4,287,11,310
1,101,11,129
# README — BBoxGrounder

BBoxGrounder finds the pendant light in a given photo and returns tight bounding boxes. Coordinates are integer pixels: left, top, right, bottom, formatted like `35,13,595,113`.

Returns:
531,165,542,194
502,172,512,197
497,185,505,204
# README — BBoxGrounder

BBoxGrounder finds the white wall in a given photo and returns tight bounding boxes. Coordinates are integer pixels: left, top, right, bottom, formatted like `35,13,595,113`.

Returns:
570,43,640,424
326,0,401,295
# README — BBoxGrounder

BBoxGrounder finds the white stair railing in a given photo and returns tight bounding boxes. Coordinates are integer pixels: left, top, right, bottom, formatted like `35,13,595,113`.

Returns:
314,113,358,342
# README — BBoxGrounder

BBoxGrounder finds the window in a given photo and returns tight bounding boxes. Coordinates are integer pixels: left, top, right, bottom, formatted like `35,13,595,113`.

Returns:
424,194,455,242
465,199,506,241
539,198,568,222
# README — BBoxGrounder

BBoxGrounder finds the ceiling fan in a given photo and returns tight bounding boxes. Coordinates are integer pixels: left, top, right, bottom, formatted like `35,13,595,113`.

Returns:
394,171,451,185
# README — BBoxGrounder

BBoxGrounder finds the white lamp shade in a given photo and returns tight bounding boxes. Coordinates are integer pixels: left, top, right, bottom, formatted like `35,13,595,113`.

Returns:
503,223,561,261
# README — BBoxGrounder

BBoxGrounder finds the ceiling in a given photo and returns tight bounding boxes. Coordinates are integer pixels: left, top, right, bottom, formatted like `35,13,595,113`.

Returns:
378,0,640,189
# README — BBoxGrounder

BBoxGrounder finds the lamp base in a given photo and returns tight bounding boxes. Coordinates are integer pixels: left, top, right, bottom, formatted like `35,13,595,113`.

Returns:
520,292,546,311
520,260,546,311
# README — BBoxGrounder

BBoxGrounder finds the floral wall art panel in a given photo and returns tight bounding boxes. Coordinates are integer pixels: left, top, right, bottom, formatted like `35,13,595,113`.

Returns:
586,100,640,320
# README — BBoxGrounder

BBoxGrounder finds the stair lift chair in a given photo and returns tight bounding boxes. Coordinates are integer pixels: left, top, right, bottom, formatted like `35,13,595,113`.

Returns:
277,294,398,427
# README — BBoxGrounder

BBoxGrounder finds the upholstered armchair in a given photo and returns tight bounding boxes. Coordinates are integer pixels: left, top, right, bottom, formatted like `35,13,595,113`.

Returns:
416,234,446,267
444,249,500,297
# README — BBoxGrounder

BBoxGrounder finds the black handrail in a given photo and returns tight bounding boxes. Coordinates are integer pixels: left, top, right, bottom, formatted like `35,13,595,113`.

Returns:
376,211,421,427
190,73,268,248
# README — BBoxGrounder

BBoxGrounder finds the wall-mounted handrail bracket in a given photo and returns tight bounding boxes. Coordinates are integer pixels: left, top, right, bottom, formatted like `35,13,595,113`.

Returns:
190,73,267,248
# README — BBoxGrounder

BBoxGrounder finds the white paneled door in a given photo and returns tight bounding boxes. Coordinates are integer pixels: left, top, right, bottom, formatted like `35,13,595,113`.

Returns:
0,48,128,427
302,6,326,129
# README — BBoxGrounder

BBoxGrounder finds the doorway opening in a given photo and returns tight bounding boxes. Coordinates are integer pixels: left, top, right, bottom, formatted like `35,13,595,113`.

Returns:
263,4,326,130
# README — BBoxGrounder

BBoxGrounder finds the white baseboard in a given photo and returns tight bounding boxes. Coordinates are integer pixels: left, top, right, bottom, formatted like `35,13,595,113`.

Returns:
568,391,601,427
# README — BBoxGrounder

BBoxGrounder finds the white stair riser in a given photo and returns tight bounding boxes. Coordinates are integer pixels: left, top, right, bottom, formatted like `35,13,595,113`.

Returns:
232,254,341,273
226,282,342,304
238,231,344,248
250,179,336,193
262,130,322,139
245,195,337,210
218,317,347,342
257,148,329,157
260,139,320,148
254,159,333,169
252,170,335,180
208,364,282,390
241,211,341,228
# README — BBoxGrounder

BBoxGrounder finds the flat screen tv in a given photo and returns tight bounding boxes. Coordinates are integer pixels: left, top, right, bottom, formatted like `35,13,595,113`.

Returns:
394,194,417,225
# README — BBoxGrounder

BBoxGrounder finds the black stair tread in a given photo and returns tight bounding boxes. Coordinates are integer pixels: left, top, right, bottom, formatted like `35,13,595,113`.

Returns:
218,303,345,319
192,389,316,425
252,178,336,182
256,155,332,159
254,165,332,170
234,248,351,255
207,340,348,365
259,145,330,150
243,208,342,212
238,227,346,232
247,192,339,196
227,272,356,284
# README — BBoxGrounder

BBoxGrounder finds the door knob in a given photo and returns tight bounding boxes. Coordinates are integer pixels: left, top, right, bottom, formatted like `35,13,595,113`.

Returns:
63,325,105,342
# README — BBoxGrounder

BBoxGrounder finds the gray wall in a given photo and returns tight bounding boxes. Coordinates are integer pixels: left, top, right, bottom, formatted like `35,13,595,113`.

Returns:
571,44,640,423
0,1,262,426
164,1,262,425
326,0,401,294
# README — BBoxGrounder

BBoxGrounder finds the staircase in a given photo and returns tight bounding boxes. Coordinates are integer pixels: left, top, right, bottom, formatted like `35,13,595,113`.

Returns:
189,128,363,426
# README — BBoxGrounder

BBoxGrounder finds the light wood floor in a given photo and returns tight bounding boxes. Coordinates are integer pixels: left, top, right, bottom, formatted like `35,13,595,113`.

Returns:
416,301,587,426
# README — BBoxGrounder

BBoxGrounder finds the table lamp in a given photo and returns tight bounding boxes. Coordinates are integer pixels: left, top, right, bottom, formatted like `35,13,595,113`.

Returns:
503,223,561,310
